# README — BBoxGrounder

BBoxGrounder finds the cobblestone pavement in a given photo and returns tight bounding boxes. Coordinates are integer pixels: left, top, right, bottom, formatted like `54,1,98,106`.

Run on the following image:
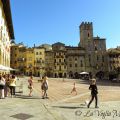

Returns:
0,76,120,120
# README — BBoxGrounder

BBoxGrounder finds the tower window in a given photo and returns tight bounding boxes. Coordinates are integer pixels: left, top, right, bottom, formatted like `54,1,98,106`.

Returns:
102,56,104,62
80,60,83,67
88,32,90,39
88,33,90,37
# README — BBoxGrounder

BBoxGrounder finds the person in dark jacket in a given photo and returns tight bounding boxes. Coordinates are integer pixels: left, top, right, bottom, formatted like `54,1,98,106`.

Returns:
87,78,99,108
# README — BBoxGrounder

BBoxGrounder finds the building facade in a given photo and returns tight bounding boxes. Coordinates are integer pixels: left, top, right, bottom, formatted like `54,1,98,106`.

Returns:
79,22,108,79
52,42,67,78
45,50,54,77
107,47,120,79
10,43,26,74
11,22,109,79
11,43,46,76
34,47,45,77
66,46,85,78
0,0,14,73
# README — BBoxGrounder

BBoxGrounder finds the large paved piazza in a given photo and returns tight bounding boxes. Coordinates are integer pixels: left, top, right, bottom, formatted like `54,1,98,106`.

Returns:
0,76,120,120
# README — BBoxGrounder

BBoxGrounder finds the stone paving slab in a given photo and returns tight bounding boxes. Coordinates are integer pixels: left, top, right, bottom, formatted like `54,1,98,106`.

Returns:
0,76,120,120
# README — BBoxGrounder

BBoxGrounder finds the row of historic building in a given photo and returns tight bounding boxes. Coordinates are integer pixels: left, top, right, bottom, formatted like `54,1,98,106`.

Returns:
0,0,119,80
10,22,120,79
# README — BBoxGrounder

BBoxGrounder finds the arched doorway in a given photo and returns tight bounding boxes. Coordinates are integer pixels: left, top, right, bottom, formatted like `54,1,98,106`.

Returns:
55,73,57,78
59,73,62,78
69,71,73,78
96,71,104,80
64,73,67,78
74,72,79,79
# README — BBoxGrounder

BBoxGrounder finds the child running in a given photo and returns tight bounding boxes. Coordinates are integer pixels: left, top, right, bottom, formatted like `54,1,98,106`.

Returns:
71,82,77,95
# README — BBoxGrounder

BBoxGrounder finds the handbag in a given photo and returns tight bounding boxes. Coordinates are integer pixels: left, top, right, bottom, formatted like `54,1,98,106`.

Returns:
28,85,32,89
0,80,5,86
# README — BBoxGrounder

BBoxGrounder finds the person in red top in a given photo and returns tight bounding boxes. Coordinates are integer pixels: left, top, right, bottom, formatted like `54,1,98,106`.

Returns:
28,76,33,96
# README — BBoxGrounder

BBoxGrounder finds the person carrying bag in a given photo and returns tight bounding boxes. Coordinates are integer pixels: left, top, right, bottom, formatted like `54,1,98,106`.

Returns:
0,75,5,99
87,78,99,108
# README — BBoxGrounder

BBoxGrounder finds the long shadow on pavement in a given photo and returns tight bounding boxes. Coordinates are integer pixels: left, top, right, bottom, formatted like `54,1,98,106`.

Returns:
52,106,85,109
52,105,98,109
52,103,89,109
15,94,42,99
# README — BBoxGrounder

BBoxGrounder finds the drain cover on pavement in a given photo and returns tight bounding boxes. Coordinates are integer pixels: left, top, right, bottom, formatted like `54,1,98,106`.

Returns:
10,113,34,120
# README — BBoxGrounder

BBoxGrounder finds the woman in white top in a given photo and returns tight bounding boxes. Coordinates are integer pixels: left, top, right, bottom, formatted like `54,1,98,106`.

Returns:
9,75,16,97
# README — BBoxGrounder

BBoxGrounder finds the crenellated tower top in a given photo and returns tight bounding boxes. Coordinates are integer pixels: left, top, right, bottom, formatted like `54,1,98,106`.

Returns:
79,22,93,30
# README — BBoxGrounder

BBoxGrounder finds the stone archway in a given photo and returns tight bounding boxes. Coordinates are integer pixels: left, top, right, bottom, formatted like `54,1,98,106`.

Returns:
74,72,79,79
69,71,73,78
96,71,104,80
59,73,62,78
55,73,57,78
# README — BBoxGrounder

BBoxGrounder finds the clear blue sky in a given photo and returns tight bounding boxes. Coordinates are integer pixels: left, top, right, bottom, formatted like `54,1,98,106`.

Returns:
11,0,120,48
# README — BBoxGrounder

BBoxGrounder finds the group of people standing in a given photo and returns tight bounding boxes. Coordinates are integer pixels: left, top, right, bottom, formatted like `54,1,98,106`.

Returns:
0,74,49,99
0,74,16,99
0,73,98,108
28,76,49,99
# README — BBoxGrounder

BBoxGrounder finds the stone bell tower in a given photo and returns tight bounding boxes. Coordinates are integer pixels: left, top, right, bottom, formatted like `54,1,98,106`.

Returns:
79,22,95,74
79,22,94,51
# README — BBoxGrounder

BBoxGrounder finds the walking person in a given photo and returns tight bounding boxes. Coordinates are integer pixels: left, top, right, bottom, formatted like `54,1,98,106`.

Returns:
3,74,8,97
71,82,77,95
5,74,10,97
28,76,33,96
87,78,99,108
0,75,5,99
9,75,16,98
41,76,48,99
